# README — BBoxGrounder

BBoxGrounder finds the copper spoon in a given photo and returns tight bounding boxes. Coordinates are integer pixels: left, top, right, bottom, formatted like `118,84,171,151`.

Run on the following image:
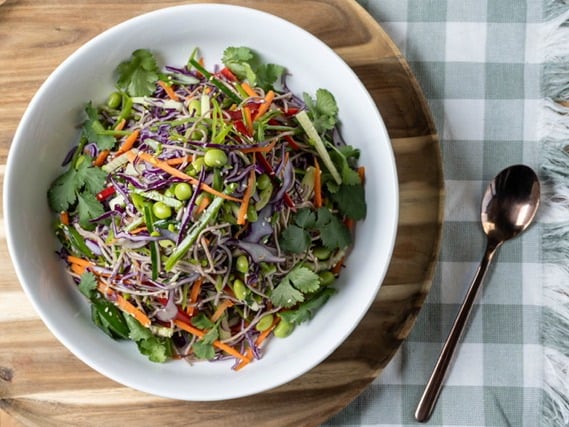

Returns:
415,164,540,422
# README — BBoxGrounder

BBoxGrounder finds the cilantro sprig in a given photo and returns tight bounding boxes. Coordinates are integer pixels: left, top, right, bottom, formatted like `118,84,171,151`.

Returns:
222,46,285,91
279,207,352,254
270,265,321,308
116,49,160,97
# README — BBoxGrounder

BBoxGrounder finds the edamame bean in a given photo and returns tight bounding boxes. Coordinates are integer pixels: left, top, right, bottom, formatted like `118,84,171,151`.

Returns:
233,278,248,301
187,157,204,176
318,270,335,286
255,314,274,332
313,247,331,260
256,174,271,190
273,318,294,338
174,182,192,201
152,201,172,219
204,148,228,168
236,255,249,274
107,92,122,109
246,204,258,222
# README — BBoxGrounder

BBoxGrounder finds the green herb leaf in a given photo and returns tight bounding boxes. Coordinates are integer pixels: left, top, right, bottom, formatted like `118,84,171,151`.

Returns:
270,278,304,308
294,208,316,229
191,313,215,330
278,288,336,325
303,89,338,134
286,266,321,293
316,207,352,250
77,192,105,230
78,271,98,298
192,340,216,360
116,49,160,97
331,183,367,220
124,314,153,342
279,224,311,254
47,168,78,212
137,335,171,363
222,46,285,91
90,298,130,339
74,156,107,195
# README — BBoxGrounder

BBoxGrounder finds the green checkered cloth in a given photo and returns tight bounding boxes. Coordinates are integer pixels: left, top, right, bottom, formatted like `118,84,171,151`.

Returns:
323,1,569,426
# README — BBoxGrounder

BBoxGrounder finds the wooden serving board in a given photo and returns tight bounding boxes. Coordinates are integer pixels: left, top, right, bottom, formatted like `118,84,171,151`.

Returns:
0,1,443,426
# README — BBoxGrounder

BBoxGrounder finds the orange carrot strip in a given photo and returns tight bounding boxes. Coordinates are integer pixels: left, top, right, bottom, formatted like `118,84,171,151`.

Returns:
59,211,70,225
165,155,192,166
93,149,110,167
211,300,234,322
240,82,257,98
243,106,253,135
157,80,180,101
357,166,366,184
314,158,322,208
174,319,248,362
237,169,256,225
331,256,345,275
239,138,277,154
235,320,278,370
186,278,203,317
116,129,140,156
114,118,127,131
129,226,148,235
125,150,242,203
195,196,211,216
254,90,275,120
67,255,93,269
70,262,87,276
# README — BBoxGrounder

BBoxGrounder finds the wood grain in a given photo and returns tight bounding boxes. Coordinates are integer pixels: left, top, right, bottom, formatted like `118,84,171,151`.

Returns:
0,1,444,426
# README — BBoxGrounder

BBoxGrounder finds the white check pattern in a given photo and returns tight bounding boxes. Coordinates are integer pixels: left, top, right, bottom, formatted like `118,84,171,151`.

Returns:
322,1,559,426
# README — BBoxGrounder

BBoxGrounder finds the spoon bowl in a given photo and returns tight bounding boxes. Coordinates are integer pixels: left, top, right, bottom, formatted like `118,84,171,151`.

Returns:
415,164,540,422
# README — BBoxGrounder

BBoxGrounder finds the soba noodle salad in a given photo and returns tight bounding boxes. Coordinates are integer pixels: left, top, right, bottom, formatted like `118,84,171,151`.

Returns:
47,47,366,369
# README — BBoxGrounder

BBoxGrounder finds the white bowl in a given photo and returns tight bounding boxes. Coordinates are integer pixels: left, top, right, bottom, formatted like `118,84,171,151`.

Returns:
4,4,398,401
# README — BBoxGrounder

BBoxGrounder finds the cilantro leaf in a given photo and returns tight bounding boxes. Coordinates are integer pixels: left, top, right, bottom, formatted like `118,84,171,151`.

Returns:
303,89,338,134
83,103,116,150
286,266,321,293
48,168,78,212
192,340,216,360
191,313,215,330
270,278,304,308
74,157,107,195
278,288,336,325
137,336,171,363
331,183,367,220
222,46,285,91
77,192,105,230
316,207,352,250
78,271,98,298
294,208,316,229
279,224,311,254
116,49,160,97
124,313,153,341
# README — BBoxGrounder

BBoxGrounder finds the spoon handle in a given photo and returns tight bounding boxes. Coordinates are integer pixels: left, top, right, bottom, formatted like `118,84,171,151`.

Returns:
414,239,500,422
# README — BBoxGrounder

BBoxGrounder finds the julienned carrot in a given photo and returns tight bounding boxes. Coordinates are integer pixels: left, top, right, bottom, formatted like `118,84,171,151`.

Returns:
243,106,253,135
67,255,93,269
195,196,211,216
314,158,322,208
331,256,345,275
116,129,140,156
70,262,87,275
240,82,257,98
114,118,127,131
358,165,366,184
254,90,275,120
93,149,110,167
125,150,242,203
211,300,234,322
97,282,151,327
239,138,277,154
165,155,193,166
174,319,248,362
157,80,180,101
237,169,256,225
59,211,70,225
235,319,278,370
186,278,203,316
